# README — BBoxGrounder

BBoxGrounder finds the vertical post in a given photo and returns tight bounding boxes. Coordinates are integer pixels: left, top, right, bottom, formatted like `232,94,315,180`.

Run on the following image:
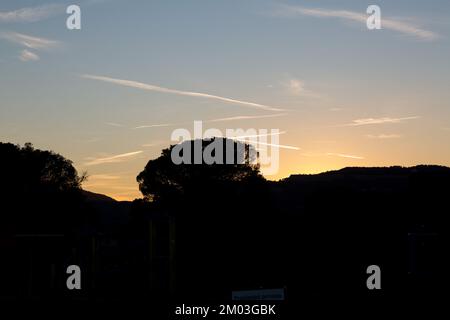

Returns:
92,236,96,291
28,244,33,298
149,220,154,290
169,217,176,294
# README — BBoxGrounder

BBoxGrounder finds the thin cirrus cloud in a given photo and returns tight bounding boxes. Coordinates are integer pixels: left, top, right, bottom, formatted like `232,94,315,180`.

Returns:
341,116,420,127
0,3,64,23
237,139,300,150
367,134,402,139
217,131,299,150
19,49,39,62
0,31,60,49
277,78,321,98
0,31,61,62
0,1,109,24
105,122,125,127
134,113,288,129
88,174,121,180
207,113,287,122
84,151,143,166
134,123,175,130
288,79,305,95
326,152,364,160
81,74,285,112
232,131,287,139
142,141,167,147
279,5,438,41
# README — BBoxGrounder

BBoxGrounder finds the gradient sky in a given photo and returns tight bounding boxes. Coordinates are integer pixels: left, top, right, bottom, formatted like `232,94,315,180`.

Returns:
1,0,450,200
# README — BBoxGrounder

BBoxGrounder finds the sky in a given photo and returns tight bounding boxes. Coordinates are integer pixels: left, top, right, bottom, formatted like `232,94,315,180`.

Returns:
1,0,450,200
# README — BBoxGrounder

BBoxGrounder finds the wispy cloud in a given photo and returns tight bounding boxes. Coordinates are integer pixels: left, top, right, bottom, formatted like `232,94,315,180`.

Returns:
134,123,175,129
106,122,125,127
229,131,286,139
1,31,60,49
19,49,39,62
280,78,320,98
0,4,63,23
207,113,287,123
326,152,364,159
88,174,121,180
341,116,419,127
81,74,285,112
84,151,143,166
142,141,167,148
106,121,174,130
117,113,287,130
367,133,402,139
74,137,103,144
287,78,305,95
279,5,438,41
1,31,60,61
205,131,297,150
233,138,300,150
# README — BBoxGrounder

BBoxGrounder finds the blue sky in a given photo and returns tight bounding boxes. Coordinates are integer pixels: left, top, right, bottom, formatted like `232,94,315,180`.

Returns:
1,0,450,199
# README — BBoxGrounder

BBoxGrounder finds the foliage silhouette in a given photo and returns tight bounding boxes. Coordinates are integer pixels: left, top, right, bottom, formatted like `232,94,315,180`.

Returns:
137,138,264,204
0,142,88,233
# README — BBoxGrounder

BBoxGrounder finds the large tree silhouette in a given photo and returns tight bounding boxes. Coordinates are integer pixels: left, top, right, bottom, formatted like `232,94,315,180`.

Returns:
1,142,85,193
136,138,264,204
0,142,86,232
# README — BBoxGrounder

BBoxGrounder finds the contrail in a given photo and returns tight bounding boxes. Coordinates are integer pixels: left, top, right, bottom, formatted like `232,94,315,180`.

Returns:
81,74,285,112
280,5,438,41
84,150,143,166
206,113,287,122
342,116,420,127
326,152,364,159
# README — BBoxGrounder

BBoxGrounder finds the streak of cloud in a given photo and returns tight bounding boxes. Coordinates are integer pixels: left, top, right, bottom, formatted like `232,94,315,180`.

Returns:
340,116,420,127
134,123,175,129
142,141,167,147
367,134,402,139
279,5,438,41
128,113,287,130
212,131,297,150
234,138,300,150
106,122,125,127
88,174,121,180
0,4,63,23
231,131,287,139
0,31,60,49
207,113,287,122
326,152,364,159
84,151,143,166
81,74,285,112
19,49,39,62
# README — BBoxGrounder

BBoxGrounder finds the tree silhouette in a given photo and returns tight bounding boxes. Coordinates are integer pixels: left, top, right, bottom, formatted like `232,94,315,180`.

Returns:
136,138,263,204
0,142,86,232
0,142,85,195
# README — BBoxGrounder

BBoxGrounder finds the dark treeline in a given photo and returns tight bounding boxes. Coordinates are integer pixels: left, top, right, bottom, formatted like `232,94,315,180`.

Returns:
0,141,448,308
